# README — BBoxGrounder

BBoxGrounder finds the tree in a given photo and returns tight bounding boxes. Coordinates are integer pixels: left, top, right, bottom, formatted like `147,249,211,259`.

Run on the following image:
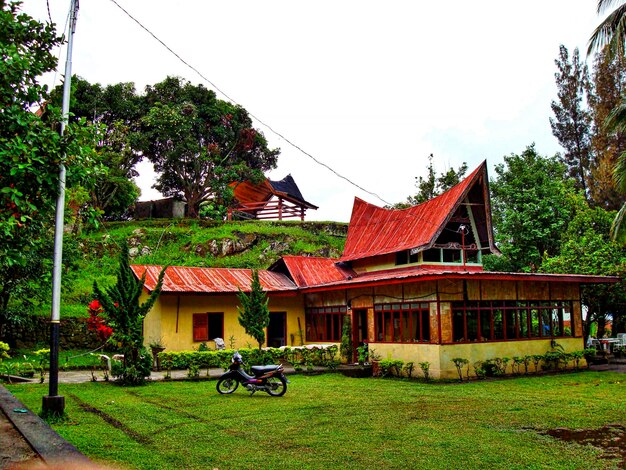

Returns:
92,242,165,385
541,200,626,338
485,145,577,272
0,2,97,337
237,270,270,350
588,49,626,211
138,77,280,218
550,45,593,198
393,154,468,208
51,76,143,219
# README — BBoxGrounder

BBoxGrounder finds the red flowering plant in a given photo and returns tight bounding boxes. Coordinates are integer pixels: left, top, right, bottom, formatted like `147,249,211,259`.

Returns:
86,299,113,342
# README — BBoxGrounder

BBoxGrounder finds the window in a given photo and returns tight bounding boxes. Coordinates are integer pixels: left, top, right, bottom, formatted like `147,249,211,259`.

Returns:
451,301,573,343
305,306,346,342
193,312,224,342
396,250,418,266
374,302,430,343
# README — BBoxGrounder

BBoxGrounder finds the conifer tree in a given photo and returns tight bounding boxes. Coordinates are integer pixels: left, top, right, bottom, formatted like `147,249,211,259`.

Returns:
93,241,165,385
237,270,270,350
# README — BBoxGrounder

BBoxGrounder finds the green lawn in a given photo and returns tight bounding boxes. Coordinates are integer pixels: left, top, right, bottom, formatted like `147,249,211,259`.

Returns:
7,372,626,469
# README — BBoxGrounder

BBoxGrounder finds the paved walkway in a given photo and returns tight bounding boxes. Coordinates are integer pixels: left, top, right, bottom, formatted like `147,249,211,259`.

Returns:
1,361,625,468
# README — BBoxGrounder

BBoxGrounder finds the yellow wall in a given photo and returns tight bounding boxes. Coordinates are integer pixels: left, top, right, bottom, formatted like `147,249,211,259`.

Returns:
372,337,585,380
143,293,304,351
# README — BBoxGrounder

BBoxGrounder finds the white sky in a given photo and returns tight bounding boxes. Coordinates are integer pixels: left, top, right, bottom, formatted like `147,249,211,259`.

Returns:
24,0,603,222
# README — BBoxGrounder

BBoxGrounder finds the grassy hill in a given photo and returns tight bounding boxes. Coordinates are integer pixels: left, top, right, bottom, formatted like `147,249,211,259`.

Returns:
57,219,348,318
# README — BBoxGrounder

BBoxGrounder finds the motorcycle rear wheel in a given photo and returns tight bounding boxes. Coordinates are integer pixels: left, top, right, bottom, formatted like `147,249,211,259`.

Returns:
266,376,287,397
216,378,239,394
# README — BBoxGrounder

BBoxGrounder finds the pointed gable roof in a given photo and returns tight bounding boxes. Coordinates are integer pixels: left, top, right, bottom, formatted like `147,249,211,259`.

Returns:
341,161,496,262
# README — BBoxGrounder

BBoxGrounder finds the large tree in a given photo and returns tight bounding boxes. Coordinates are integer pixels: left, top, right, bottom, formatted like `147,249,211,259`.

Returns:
550,45,593,198
138,77,280,218
51,76,144,219
541,200,626,338
588,48,626,211
0,1,97,338
485,145,577,273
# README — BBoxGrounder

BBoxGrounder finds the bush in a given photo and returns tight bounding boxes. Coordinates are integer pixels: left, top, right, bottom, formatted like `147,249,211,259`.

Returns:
379,359,404,377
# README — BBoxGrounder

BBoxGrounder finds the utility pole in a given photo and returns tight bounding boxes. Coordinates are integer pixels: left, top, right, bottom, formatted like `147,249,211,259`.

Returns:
43,0,79,417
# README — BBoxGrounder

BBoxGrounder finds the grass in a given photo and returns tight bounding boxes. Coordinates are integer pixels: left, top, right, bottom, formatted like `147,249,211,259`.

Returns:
6,371,626,469
27,219,347,318
2,348,103,372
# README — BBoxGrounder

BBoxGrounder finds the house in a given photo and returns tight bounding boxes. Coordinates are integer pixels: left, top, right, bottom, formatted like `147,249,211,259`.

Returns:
132,162,618,379
228,174,318,220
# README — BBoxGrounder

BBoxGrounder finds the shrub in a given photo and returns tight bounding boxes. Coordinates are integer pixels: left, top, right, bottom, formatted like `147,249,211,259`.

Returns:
418,361,431,381
451,357,469,381
379,359,404,377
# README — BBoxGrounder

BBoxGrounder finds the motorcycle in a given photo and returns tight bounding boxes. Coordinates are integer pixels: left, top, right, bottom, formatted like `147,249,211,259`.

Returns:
216,352,289,397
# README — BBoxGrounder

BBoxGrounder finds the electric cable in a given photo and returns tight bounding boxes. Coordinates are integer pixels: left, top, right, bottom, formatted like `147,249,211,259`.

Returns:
107,0,391,206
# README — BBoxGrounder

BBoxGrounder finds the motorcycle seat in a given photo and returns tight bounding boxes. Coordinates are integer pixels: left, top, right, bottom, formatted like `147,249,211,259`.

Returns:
251,365,279,374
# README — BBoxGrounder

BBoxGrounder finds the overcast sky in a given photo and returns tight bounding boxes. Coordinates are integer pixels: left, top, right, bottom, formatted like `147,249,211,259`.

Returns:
24,0,604,222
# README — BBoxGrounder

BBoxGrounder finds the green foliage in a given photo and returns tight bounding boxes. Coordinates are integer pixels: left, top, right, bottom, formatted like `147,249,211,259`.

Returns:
550,45,592,197
340,315,353,362
394,154,468,207
378,359,404,377
138,77,279,218
0,341,9,361
0,2,99,336
451,357,469,381
418,361,431,381
93,241,165,385
488,146,577,272
237,270,269,349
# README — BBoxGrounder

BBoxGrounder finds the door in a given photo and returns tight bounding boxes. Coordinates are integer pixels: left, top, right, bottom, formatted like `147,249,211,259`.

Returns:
267,312,286,348
352,309,368,362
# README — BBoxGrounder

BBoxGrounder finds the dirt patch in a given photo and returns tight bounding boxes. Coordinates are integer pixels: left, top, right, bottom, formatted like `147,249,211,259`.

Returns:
68,394,152,446
539,424,625,467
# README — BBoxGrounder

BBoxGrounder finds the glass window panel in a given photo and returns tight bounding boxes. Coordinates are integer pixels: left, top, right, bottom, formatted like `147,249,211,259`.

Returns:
412,311,420,341
384,312,392,342
467,310,478,341
493,309,504,340
422,310,430,341
453,310,465,342
480,310,491,340
541,310,552,336
402,313,411,342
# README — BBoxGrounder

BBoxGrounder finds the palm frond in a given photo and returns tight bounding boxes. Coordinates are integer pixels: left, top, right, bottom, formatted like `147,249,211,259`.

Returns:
610,201,626,243
588,2,626,56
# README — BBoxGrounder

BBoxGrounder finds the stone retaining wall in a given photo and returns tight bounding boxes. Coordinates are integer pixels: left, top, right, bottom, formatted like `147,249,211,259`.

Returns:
3,316,101,350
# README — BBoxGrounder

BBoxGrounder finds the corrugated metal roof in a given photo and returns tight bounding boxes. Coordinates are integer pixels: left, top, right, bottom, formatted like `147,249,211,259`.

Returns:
130,265,297,294
275,256,356,287
296,265,620,292
341,162,487,261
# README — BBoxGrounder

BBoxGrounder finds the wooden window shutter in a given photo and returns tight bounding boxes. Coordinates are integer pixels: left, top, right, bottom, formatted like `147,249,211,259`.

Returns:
193,314,208,342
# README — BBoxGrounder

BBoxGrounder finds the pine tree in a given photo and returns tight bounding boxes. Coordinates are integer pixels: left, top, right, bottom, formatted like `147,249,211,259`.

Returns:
550,45,593,198
237,270,270,350
93,241,165,385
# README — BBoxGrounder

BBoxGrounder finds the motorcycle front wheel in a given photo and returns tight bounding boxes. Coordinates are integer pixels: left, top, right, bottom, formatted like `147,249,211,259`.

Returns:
216,377,239,394
265,376,287,397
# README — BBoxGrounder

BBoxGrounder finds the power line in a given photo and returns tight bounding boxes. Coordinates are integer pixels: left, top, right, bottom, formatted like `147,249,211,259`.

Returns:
107,0,391,206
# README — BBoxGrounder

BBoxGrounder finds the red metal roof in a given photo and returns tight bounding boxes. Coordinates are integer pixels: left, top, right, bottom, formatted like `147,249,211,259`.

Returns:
295,265,620,292
272,256,356,287
341,162,488,261
130,265,297,294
